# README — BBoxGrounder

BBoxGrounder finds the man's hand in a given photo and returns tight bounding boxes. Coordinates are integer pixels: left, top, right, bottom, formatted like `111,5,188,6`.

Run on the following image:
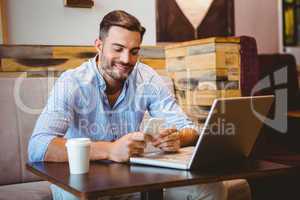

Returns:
152,128,180,152
108,132,147,162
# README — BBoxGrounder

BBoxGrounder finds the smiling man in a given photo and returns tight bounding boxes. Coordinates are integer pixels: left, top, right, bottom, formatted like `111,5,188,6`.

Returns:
28,10,227,200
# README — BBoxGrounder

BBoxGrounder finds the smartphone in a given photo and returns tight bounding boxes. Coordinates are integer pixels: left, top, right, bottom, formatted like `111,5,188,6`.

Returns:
143,118,165,137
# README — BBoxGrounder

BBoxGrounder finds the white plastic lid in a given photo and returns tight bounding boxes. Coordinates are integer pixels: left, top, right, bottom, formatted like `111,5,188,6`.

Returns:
65,138,91,147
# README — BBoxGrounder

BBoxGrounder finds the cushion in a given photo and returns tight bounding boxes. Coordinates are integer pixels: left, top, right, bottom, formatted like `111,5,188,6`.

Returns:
0,181,51,200
0,78,23,185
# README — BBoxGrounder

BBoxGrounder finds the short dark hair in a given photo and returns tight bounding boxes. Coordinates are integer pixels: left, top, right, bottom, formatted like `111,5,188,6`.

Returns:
99,10,146,40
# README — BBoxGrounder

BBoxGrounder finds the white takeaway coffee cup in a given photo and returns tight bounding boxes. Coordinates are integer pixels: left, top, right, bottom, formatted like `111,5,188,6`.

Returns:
65,138,91,174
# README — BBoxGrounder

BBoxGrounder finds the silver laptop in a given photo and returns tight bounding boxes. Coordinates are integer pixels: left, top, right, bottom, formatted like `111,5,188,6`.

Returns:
130,95,274,170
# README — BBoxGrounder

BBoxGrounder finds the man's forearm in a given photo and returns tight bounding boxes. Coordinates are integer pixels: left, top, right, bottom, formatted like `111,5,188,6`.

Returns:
178,128,199,147
44,137,113,162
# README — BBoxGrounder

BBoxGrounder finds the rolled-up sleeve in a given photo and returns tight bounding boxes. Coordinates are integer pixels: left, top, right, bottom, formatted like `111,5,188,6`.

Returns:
147,76,198,133
28,73,76,162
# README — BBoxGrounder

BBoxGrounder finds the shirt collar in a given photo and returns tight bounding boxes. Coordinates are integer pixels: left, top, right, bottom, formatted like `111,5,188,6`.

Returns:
90,55,107,91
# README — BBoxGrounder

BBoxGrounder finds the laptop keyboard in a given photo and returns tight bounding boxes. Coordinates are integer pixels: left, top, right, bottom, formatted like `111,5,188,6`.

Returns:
141,146,195,163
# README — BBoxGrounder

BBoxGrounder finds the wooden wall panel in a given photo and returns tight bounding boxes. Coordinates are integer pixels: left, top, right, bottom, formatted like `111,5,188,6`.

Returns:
52,46,96,58
1,58,86,72
0,45,166,72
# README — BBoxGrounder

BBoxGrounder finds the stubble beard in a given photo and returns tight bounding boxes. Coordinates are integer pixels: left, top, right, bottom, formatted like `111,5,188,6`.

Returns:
99,53,134,82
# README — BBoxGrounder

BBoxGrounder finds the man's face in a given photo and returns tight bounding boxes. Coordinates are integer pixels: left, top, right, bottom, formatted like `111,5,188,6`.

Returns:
96,26,142,82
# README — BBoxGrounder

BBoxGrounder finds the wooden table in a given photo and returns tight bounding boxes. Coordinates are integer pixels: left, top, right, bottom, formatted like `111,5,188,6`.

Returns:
26,160,296,200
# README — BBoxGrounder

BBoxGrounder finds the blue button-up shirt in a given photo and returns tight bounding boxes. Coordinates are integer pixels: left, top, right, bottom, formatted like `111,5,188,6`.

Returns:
28,56,196,162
